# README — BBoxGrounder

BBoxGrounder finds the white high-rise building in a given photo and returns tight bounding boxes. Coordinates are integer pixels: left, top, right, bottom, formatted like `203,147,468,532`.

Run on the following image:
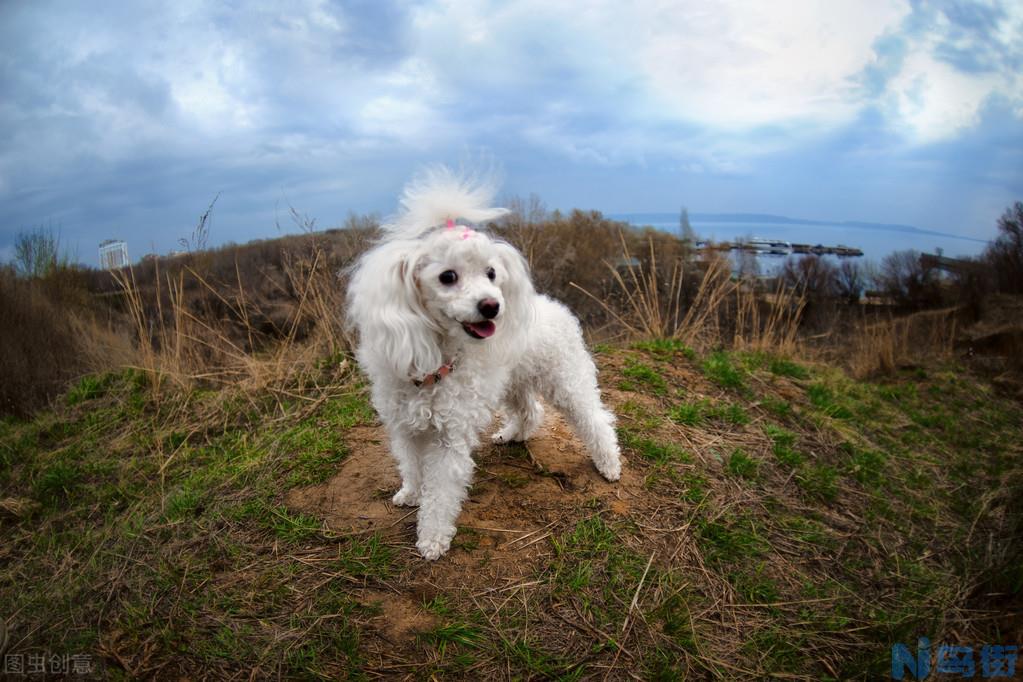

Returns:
99,239,129,269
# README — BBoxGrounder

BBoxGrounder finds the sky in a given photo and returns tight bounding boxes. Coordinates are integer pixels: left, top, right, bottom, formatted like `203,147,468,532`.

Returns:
1,0,1021,266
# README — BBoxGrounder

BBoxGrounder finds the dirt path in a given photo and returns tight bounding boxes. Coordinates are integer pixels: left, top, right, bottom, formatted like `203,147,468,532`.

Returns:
285,405,645,642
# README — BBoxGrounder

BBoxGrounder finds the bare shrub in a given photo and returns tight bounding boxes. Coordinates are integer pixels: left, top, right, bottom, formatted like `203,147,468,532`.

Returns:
780,255,838,299
985,201,1023,294
13,225,69,279
834,259,867,304
878,250,942,308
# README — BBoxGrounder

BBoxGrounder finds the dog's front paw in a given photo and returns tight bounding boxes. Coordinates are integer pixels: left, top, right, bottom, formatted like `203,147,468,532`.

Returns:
596,455,622,482
416,535,452,561
492,421,522,444
392,486,420,507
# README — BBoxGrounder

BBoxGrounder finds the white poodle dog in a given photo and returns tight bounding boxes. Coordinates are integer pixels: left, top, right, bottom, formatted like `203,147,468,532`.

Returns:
346,168,622,560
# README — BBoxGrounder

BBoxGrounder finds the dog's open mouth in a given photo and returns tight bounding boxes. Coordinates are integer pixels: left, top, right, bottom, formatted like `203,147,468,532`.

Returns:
462,320,496,339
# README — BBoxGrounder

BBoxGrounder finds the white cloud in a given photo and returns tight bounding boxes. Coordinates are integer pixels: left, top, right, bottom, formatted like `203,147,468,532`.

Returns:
879,4,1023,142
885,50,998,142
630,0,911,129
410,0,909,128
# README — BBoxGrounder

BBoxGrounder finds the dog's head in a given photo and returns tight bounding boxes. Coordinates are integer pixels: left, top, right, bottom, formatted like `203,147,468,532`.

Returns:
415,225,530,342
346,170,534,381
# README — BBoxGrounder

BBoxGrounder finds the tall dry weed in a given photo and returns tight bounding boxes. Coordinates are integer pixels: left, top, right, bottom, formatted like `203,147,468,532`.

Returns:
0,266,132,415
844,307,958,377
569,231,805,356
109,233,350,404
733,281,806,355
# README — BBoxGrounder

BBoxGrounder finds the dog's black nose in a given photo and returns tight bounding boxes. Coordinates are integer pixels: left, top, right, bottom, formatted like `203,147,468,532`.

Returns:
478,298,500,319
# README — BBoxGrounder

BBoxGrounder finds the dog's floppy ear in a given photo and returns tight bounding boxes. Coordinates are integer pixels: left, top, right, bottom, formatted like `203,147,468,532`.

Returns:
492,240,537,328
346,239,442,380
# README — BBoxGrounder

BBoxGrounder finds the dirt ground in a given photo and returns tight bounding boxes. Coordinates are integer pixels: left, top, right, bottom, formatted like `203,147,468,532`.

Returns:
285,402,647,642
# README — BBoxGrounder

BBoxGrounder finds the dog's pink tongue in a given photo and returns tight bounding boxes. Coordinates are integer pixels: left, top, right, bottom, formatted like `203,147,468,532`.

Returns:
469,321,496,338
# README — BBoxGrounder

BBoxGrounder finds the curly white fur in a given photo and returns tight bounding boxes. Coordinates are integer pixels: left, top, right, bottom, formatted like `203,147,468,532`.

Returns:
346,169,622,560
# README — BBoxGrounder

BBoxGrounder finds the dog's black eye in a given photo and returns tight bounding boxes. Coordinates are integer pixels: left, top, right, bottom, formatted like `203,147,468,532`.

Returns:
439,270,458,285
486,267,496,281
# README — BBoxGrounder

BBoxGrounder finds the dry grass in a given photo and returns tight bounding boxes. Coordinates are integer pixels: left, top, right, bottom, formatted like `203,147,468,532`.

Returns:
0,266,132,416
842,307,959,377
108,233,353,404
569,230,806,358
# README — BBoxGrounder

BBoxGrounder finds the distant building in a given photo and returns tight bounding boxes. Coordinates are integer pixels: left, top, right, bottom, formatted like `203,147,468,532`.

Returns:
99,239,129,269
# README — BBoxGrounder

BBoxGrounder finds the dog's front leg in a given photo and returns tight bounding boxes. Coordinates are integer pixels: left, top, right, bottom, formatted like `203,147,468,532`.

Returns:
415,436,474,560
387,426,422,507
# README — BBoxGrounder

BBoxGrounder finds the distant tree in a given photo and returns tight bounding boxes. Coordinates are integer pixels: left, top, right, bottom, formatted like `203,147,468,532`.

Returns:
878,250,941,307
734,235,759,280
506,193,547,228
13,225,65,278
949,255,993,320
780,255,837,299
834,260,866,304
678,207,696,243
984,201,1023,293
340,211,381,232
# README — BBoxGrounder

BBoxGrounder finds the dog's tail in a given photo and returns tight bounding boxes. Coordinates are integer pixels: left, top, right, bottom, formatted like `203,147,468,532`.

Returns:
382,165,509,241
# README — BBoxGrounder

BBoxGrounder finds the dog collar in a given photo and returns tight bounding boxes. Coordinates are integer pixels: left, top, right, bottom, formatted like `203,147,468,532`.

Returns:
413,359,456,387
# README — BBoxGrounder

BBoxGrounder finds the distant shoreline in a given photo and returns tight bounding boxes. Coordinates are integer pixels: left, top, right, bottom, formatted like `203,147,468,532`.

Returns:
611,211,990,263
611,211,988,245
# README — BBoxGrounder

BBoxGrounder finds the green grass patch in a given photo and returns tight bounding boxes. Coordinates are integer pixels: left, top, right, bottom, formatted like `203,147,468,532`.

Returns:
839,442,887,486
807,383,853,419
725,448,759,480
632,338,696,360
764,424,804,468
65,373,116,406
671,399,749,426
696,515,768,565
679,472,709,503
707,401,750,425
421,621,482,656
768,357,810,379
761,396,793,419
619,399,663,429
778,515,834,549
34,459,83,507
730,566,780,604
264,504,323,543
797,463,840,502
337,534,395,579
669,400,705,426
620,360,669,395
619,430,691,465
701,351,746,390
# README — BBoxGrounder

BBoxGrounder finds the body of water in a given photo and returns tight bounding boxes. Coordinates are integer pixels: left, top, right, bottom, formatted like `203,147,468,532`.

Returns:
612,213,990,277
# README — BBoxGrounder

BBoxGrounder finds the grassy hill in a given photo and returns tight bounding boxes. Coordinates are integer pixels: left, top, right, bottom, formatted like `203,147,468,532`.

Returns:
2,341,1020,679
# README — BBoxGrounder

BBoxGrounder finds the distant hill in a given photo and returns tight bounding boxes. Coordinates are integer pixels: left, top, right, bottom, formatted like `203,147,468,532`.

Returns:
613,211,988,244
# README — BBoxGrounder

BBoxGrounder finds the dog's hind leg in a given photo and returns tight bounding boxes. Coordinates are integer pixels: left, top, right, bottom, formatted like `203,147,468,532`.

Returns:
545,358,622,482
387,426,422,507
492,383,545,444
